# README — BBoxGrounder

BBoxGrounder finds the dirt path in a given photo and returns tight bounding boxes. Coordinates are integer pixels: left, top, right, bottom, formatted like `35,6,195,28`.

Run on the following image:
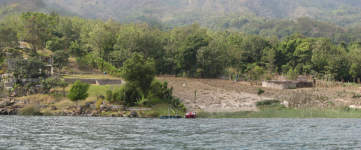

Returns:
158,77,272,112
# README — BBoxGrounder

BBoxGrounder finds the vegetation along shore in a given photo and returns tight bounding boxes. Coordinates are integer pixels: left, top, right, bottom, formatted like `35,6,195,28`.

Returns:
0,11,361,118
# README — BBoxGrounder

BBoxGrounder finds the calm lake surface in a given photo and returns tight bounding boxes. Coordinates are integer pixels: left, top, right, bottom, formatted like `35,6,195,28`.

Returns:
1,116,361,150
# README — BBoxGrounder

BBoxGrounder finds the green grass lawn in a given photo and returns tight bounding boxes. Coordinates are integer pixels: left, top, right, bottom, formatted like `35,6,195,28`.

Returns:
87,84,121,97
63,74,122,80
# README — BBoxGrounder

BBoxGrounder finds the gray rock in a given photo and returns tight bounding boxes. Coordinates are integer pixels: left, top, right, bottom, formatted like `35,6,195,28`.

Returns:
129,111,138,118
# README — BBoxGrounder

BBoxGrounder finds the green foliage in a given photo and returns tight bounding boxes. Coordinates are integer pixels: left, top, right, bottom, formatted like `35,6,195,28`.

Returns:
81,54,121,76
11,57,47,84
246,64,265,81
113,83,142,106
69,41,84,57
0,24,18,49
148,81,172,101
53,51,69,70
257,88,265,96
105,89,113,102
1,11,361,86
121,53,155,94
19,12,57,53
287,68,298,80
67,80,90,102
41,77,68,94
256,100,280,107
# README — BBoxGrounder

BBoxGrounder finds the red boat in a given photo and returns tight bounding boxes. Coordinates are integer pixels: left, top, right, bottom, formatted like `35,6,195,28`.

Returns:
185,112,196,118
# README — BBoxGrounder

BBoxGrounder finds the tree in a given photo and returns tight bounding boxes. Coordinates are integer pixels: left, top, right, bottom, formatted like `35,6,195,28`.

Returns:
53,51,69,70
19,12,57,54
88,20,117,71
11,57,46,84
196,41,226,78
67,80,90,102
0,24,18,49
69,41,84,57
121,53,156,95
115,24,166,73
41,77,68,96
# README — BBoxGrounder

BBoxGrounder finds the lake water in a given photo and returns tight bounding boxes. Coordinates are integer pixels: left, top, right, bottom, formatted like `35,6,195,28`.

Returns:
1,116,361,150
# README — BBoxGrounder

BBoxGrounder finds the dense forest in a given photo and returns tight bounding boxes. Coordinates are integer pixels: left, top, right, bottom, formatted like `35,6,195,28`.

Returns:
1,12,361,83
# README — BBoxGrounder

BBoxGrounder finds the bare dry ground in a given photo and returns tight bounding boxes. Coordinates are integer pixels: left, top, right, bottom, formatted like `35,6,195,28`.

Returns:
158,76,361,112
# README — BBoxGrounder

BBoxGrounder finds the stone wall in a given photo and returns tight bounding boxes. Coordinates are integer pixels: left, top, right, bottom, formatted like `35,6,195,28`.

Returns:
262,80,313,89
64,78,122,85
262,81,297,89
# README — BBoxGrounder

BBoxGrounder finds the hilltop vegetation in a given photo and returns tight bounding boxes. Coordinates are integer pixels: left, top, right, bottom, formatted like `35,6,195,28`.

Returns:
2,0,361,42
1,12,361,84
43,0,361,27
0,10,360,116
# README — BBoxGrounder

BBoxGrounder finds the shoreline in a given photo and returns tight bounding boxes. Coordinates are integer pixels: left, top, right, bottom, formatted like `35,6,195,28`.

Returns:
3,105,361,118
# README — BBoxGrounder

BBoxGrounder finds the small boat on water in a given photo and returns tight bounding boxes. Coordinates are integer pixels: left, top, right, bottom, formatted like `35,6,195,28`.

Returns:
159,105,197,119
185,112,196,118
159,115,182,119
159,112,197,119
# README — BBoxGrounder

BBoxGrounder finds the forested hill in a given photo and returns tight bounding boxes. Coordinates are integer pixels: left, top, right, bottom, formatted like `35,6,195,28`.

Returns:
3,0,361,27
44,0,361,27
1,0,361,42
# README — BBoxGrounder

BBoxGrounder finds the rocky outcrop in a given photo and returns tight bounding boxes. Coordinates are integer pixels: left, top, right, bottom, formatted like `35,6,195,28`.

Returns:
0,99,18,115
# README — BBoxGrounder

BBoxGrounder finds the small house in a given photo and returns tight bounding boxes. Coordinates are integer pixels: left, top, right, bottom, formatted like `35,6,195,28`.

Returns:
262,80,313,89
262,81,297,89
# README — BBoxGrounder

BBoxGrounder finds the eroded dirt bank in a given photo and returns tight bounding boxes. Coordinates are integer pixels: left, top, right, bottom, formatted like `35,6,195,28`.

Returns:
158,76,361,112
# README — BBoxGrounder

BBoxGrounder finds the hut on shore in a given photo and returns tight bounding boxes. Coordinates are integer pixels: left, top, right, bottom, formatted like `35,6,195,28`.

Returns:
262,80,313,89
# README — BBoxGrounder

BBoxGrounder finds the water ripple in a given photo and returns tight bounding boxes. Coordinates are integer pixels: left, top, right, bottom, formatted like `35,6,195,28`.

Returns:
1,117,361,149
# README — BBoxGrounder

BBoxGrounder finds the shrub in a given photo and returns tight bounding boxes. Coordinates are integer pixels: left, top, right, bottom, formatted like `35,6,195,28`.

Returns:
111,83,142,106
257,88,265,96
105,90,113,102
18,104,42,116
121,53,156,95
148,81,172,101
287,68,298,80
256,100,280,106
95,99,103,110
67,80,90,102
41,77,68,95
352,93,361,99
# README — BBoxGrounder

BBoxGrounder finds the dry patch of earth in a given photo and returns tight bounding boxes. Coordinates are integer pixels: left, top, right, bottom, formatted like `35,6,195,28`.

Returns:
158,76,361,112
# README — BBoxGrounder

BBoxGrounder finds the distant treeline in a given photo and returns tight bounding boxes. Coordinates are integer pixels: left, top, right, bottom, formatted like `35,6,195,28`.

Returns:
1,12,361,82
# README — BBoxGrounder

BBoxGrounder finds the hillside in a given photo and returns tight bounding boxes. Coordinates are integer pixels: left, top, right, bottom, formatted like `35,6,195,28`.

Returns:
158,76,361,113
0,0,46,18
43,0,361,27
1,0,361,41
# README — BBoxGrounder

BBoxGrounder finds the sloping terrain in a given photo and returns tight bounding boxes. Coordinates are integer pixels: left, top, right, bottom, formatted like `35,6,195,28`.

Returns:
2,0,361,27
158,77,267,112
43,0,361,27
158,76,361,112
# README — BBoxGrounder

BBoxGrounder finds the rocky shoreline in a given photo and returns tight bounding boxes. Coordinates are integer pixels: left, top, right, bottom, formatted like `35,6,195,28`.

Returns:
0,98,140,117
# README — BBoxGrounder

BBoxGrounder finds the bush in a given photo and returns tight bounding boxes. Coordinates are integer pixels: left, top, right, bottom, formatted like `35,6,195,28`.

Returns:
257,88,265,96
41,77,68,95
95,99,103,110
148,81,173,101
18,104,42,116
105,90,113,102
121,53,156,95
111,83,142,106
287,68,298,80
67,80,90,102
256,100,280,106
352,93,361,99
